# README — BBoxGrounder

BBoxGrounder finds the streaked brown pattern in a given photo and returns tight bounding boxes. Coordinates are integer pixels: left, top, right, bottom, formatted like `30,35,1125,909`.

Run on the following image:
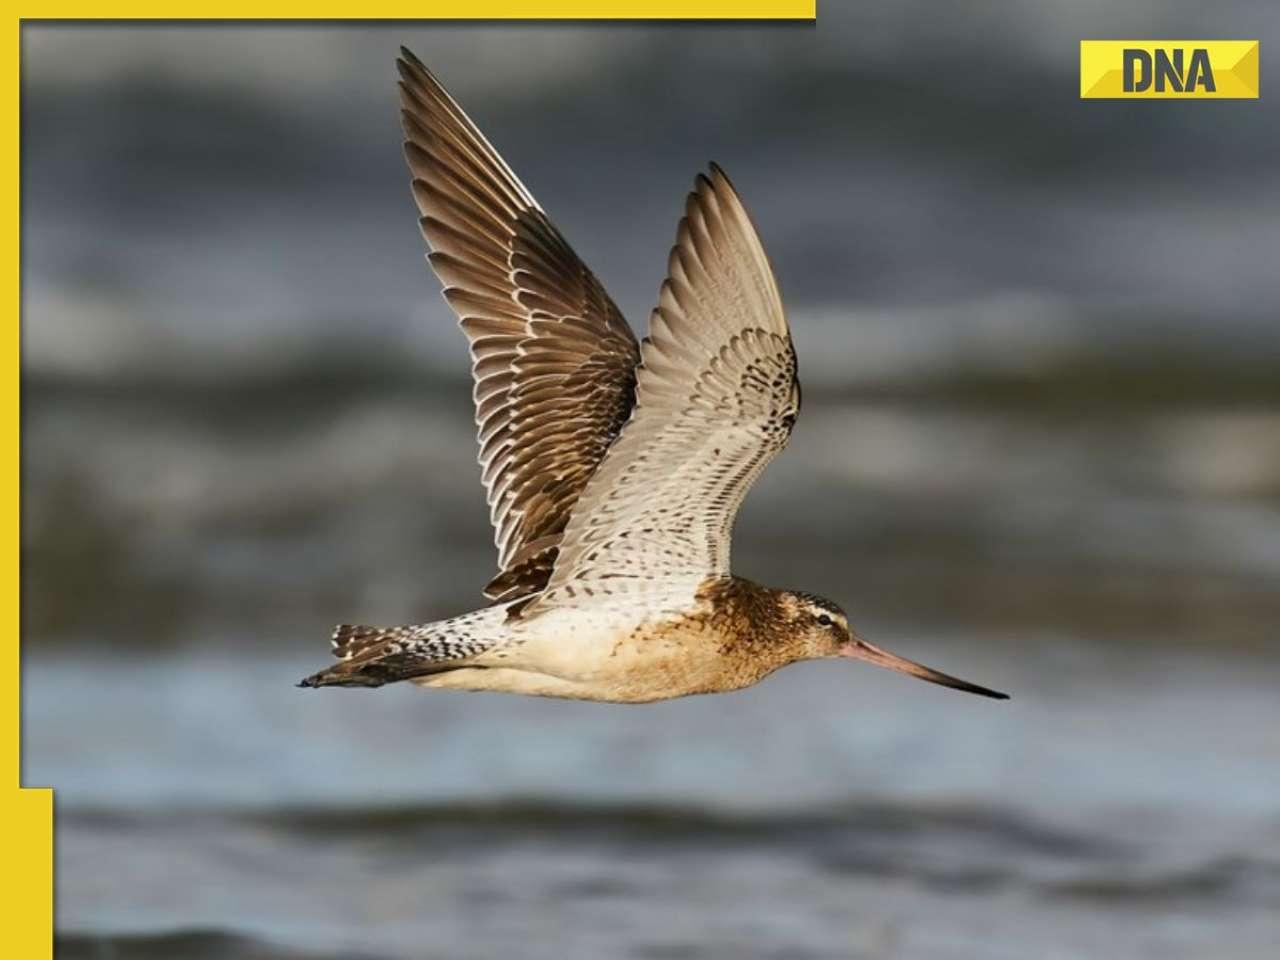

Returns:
531,165,799,612
398,48,641,603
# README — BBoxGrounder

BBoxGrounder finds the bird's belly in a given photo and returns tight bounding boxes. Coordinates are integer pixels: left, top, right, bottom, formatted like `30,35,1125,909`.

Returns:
482,609,736,701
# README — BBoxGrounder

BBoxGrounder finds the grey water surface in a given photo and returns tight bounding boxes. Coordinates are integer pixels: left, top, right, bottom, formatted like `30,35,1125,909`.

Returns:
27,386,1280,960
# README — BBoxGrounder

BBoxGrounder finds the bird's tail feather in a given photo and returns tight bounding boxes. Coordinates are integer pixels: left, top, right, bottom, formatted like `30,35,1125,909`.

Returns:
330,623,395,661
299,611,504,689
297,624,429,688
297,656,455,688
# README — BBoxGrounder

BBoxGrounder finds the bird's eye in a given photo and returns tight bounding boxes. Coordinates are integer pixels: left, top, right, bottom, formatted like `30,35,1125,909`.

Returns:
816,614,832,627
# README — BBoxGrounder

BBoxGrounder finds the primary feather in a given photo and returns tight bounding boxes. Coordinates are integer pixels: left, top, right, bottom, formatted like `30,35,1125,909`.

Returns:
398,47,641,604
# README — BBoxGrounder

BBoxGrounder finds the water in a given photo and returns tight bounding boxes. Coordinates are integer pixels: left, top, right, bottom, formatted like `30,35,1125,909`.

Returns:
23,385,1280,957
28,639,1280,959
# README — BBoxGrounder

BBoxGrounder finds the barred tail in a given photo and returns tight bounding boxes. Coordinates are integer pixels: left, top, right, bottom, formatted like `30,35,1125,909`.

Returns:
330,623,396,661
298,611,503,690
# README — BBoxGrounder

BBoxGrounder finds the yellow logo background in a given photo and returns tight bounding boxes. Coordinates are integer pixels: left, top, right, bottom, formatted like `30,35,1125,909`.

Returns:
1080,40,1259,99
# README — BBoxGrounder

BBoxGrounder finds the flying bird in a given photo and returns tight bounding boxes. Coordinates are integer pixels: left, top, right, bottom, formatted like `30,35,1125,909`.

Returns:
300,49,1009,704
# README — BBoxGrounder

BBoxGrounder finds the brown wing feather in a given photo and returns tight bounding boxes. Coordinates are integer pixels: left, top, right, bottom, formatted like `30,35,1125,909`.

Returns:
397,49,641,602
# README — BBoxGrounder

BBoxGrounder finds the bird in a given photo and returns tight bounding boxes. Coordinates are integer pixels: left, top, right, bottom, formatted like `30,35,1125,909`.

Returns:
299,48,1009,704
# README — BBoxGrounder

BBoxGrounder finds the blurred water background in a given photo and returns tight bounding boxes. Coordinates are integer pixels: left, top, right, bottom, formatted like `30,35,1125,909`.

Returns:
22,10,1280,960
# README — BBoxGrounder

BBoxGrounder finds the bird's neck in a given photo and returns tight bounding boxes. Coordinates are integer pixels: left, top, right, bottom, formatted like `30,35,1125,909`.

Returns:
695,576,803,661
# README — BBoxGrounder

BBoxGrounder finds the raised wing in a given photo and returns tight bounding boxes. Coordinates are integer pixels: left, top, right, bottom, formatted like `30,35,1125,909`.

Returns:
398,49,641,603
528,165,799,612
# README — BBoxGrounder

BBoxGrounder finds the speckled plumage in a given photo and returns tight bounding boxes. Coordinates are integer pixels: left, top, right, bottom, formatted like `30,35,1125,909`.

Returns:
298,50,1009,704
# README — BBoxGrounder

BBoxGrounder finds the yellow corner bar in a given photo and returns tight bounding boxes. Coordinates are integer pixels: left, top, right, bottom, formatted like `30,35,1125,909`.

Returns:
9,16,53,960
19,2,815,18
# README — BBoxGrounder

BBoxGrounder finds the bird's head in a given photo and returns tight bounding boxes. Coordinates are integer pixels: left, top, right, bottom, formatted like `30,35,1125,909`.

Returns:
779,591,1009,700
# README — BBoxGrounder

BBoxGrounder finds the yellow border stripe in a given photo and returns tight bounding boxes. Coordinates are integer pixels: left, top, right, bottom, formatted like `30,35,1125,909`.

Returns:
21,2,816,18
11,15,54,960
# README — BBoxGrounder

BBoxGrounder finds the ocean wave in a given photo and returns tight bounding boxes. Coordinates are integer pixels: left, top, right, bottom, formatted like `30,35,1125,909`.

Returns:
60,799,1280,911
65,796,1111,845
1045,855,1280,906
53,800,1280,960
55,927,383,960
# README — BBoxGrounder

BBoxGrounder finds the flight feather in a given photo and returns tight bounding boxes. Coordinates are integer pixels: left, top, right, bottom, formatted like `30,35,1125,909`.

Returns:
529,164,800,612
398,48,641,604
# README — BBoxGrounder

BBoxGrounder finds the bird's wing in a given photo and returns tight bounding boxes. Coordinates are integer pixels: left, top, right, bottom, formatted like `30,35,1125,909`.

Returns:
398,49,642,603
526,165,799,613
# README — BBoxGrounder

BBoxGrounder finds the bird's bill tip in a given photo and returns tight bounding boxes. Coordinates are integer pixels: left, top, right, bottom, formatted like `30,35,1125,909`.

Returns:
839,637,1009,700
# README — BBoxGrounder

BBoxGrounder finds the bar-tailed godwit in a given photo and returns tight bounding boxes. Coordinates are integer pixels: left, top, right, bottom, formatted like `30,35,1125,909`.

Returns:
300,49,1008,704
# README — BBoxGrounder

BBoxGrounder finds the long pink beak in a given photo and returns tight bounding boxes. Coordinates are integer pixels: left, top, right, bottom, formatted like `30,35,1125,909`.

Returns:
840,636,1009,699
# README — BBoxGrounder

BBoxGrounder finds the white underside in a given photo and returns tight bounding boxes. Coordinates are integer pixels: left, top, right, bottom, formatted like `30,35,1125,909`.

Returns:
411,582,720,702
